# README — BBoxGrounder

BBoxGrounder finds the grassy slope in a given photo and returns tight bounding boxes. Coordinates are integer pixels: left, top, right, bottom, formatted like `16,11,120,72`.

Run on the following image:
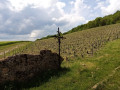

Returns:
0,41,22,46
28,39,120,90
1,26,120,89
0,41,31,59
0,41,29,51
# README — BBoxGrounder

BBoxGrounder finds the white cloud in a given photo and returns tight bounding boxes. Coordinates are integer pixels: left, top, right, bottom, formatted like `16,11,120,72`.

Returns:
99,0,120,15
56,2,66,15
71,0,91,18
0,0,91,41
96,0,100,2
70,1,74,5
5,20,12,25
0,14,3,21
0,33,30,41
2,0,120,41
51,0,90,32
56,2,66,8
8,0,58,12
0,3,4,10
30,30,46,41
18,19,33,32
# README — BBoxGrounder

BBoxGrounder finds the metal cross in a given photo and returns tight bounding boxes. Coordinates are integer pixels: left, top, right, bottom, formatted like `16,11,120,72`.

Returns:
54,27,65,68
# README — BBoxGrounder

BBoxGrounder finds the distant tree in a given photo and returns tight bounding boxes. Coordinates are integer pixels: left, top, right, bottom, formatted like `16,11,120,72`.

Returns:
94,17,102,26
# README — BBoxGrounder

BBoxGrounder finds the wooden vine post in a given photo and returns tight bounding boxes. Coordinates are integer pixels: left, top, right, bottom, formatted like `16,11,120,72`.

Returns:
54,27,65,68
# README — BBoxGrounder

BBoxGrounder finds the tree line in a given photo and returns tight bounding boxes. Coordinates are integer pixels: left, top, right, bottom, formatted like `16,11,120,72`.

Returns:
64,10,120,34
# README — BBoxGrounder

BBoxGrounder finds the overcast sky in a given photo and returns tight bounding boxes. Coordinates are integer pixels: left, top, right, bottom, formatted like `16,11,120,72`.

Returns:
0,0,120,41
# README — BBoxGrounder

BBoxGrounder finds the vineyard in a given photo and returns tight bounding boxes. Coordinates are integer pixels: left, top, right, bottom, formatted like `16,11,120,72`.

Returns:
0,23,120,90
22,23,120,60
0,24,120,61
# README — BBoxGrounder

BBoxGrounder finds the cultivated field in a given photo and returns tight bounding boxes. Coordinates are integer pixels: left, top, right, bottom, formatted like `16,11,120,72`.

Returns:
23,23,120,60
29,39,120,90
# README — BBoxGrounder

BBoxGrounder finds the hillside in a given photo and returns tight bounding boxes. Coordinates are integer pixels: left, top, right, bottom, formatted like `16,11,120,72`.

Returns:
2,38,120,90
23,23,120,60
29,39,120,90
64,10,120,34
0,23,120,89
1,0,120,89
28,39,120,90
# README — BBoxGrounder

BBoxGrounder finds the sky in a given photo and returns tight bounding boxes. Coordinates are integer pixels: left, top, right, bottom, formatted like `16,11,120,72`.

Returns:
0,0,120,41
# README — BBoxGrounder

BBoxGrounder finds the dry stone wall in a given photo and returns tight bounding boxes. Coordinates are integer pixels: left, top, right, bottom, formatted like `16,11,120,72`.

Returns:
0,50,63,83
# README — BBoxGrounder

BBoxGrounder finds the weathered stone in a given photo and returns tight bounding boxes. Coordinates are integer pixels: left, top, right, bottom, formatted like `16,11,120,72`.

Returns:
0,50,63,83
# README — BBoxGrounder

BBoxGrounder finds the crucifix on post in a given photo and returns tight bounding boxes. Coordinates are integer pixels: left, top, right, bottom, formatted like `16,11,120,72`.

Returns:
54,27,65,68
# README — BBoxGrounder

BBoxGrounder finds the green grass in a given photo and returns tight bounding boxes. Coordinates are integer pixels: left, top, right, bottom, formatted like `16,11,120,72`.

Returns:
0,41,24,46
0,41,31,59
0,41,30,50
1,39,120,90
100,68,120,90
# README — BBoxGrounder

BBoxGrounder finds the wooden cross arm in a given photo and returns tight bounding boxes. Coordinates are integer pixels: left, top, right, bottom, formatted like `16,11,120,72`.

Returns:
62,37,66,39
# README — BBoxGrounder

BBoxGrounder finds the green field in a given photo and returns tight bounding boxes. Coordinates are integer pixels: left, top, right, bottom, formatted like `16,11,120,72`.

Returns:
0,41,31,59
